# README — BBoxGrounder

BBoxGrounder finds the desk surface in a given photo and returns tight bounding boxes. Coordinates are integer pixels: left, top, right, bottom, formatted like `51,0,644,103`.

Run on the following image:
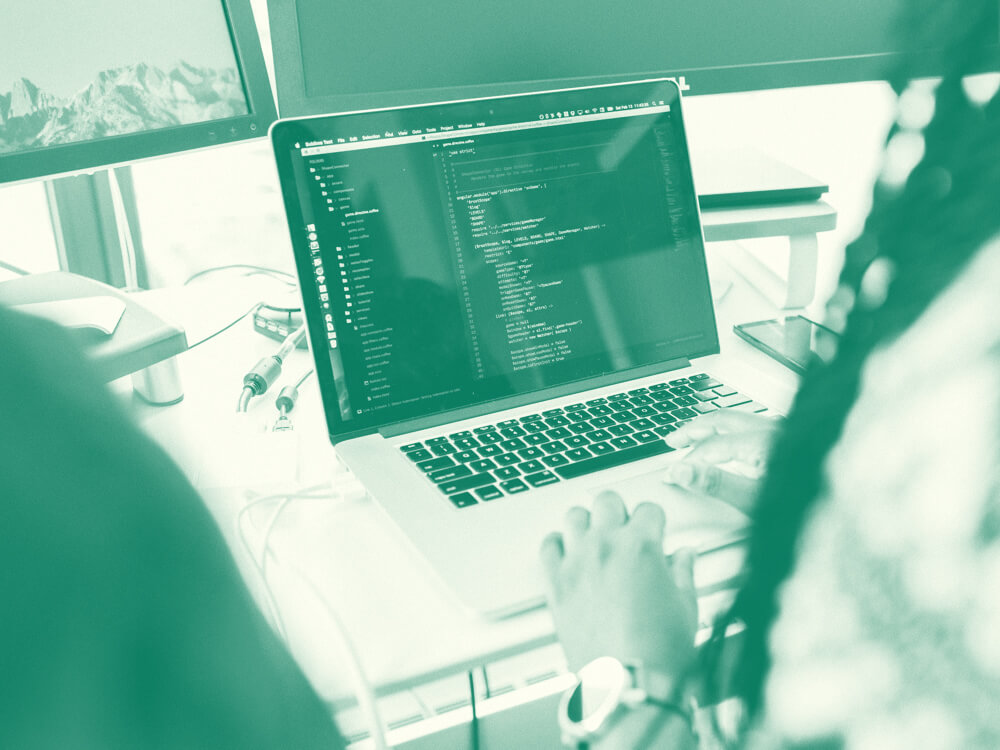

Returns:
126,233,817,706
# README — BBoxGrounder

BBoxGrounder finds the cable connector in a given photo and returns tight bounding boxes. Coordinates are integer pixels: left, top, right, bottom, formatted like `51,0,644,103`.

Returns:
272,384,300,431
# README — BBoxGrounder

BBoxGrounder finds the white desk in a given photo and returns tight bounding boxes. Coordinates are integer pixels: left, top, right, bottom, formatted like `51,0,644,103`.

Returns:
123,231,815,717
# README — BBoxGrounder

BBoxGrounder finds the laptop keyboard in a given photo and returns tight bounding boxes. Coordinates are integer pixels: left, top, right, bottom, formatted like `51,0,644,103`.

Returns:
399,373,766,509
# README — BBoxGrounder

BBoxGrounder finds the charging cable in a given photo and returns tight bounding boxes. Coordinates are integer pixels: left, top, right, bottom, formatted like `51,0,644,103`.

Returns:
237,324,307,412
236,485,389,750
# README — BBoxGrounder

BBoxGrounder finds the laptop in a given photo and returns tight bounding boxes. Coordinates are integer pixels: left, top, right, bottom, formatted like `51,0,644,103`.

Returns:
271,78,764,618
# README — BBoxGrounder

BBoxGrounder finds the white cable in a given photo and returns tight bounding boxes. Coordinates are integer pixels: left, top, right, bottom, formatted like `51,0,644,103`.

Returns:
238,483,389,750
280,554,389,750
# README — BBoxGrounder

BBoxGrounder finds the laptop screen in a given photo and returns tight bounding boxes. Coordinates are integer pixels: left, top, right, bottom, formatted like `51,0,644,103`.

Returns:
272,79,718,440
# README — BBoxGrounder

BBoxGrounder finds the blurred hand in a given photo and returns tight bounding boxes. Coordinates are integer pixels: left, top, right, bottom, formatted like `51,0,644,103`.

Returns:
541,491,698,691
661,410,781,514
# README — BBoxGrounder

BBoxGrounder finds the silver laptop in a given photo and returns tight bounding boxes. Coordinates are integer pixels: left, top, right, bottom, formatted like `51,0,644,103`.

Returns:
271,79,763,618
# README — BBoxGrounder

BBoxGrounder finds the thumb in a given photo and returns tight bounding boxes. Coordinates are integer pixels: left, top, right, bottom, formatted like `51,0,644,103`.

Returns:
663,461,759,514
670,547,697,594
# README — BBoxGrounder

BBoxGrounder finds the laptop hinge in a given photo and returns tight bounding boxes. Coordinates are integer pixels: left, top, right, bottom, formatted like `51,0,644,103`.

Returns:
379,358,692,439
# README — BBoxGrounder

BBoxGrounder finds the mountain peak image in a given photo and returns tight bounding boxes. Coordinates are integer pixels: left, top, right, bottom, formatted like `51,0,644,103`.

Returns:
0,61,248,154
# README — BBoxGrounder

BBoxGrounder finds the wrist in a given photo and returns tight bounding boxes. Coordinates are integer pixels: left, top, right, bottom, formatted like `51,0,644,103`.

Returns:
558,656,697,748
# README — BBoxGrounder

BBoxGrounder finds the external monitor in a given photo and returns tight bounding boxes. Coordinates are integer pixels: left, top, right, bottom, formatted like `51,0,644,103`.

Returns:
0,0,277,185
268,0,1000,117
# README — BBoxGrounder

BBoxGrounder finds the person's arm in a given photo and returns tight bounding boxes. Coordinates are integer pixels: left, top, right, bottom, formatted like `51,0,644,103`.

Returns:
541,492,700,749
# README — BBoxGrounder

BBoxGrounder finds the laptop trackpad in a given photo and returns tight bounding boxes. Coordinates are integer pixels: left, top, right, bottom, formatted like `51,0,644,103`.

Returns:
587,470,750,555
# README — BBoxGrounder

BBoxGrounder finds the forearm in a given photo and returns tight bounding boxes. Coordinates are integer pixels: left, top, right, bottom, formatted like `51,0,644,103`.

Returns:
591,704,697,750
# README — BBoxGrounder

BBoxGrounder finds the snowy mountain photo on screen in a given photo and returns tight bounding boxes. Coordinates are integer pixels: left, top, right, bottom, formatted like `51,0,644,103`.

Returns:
0,0,249,153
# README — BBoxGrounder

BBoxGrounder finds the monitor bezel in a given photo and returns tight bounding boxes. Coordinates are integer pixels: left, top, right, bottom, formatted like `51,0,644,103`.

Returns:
268,0,1000,117
0,0,278,185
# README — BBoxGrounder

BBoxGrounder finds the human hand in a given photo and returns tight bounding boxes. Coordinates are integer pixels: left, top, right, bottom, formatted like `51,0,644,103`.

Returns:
662,410,781,514
541,491,698,692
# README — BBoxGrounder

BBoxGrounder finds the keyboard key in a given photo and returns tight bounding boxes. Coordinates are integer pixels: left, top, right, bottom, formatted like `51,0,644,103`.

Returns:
588,429,612,441
689,373,710,380
406,449,433,462
524,433,549,445
417,456,456,472
691,379,723,391
523,422,547,433
449,430,472,440
542,440,568,454
518,447,545,460
610,436,638,449
714,386,737,397
564,435,589,448
429,465,473,482
475,485,504,502
498,419,520,427
478,432,503,444
542,454,570,467
401,442,423,452
495,466,521,479
453,451,479,463
586,397,608,406
566,447,593,461
587,405,613,416
568,422,595,434
474,425,497,433
478,444,503,457
500,426,527,438
542,408,565,417
670,407,698,419
632,405,657,417
652,392,675,402
554,440,673,480
668,378,690,386
427,437,450,445
431,443,457,456
693,402,718,414
525,470,560,488
633,430,659,443
608,424,634,436
589,441,615,456
500,479,530,494
449,492,478,508
470,459,497,472
608,393,629,401
611,411,635,423
630,418,655,430
544,416,570,427
611,401,633,412
670,385,694,396
649,383,671,391
716,393,752,408
591,416,615,428
567,412,590,423
519,459,546,473
673,395,698,406
694,391,719,402
454,438,479,450
440,473,495,494
627,387,650,396
653,402,676,412
564,403,587,411
500,438,527,451
732,401,768,413
520,414,543,422
546,427,572,440
494,453,520,466
651,413,677,425
654,425,677,436
629,395,653,406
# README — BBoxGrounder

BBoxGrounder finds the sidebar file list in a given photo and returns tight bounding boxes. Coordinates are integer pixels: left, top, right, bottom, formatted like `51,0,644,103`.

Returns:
306,154,391,410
